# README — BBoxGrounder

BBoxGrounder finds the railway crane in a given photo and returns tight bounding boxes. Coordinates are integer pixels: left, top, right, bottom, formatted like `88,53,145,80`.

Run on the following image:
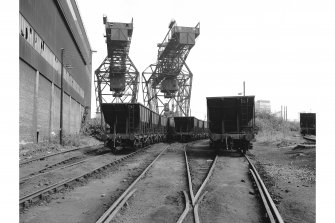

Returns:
95,16,139,115
142,20,200,117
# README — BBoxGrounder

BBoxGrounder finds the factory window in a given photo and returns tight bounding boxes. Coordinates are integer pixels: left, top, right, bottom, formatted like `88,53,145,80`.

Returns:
25,28,28,39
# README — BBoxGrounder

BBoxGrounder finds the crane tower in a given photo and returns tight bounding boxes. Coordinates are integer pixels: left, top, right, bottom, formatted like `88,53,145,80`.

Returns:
95,16,139,115
142,20,200,116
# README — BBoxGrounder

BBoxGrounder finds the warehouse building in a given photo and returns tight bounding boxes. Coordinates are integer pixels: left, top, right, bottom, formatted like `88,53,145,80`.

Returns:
19,0,92,144
255,100,271,113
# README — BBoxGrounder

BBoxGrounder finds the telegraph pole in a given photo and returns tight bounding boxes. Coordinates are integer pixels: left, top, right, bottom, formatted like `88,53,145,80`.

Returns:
60,48,64,145
243,81,245,96
281,106,283,119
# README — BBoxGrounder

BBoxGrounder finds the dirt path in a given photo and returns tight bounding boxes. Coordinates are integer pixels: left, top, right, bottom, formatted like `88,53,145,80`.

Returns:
198,153,265,222
248,142,316,223
19,143,168,223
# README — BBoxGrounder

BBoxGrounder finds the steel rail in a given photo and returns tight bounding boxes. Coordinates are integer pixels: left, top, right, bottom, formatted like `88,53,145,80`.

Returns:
20,153,106,183
184,147,218,206
303,136,316,142
194,191,207,223
95,145,170,223
184,150,195,205
103,188,137,223
250,169,276,222
193,155,218,205
20,178,70,205
19,144,104,165
245,155,284,223
181,144,218,223
19,146,148,211
176,191,191,223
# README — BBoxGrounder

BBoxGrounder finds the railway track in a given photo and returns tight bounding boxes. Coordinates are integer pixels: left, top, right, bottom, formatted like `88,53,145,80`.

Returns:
179,143,218,223
303,135,316,143
19,145,152,211
20,147,110,183
20,141,284,223
19,144,104,166
97,141,218,223
244,154,284,223
185,149,284,223
179,142,284,223
96,145,170,223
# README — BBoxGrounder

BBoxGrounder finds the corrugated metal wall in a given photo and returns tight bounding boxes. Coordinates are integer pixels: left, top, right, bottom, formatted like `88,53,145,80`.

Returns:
37,74,52,141
19,0,91,143
52,85,61,136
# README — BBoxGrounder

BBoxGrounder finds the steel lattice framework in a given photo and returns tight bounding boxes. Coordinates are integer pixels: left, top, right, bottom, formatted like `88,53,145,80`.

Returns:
142,20,200,116
95,16,139,114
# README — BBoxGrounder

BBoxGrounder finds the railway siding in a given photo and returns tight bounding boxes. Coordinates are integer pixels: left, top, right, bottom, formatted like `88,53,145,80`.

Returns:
198,155,265,222
110,144,187,223
19,143,169,223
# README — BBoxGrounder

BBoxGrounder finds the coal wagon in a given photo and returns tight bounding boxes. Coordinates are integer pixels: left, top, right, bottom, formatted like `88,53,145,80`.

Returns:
174,116,207,142
101,103,167,150
207,96,255,153
300,113,316,135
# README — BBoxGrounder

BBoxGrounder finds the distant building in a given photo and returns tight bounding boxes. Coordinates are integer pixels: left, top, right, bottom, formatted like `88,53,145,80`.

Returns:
256,100,271,113
19,0,92,144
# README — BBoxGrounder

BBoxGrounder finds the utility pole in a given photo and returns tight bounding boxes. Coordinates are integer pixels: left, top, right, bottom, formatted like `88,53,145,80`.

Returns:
243,81,245,96
281,106,283,119
60,48,64,145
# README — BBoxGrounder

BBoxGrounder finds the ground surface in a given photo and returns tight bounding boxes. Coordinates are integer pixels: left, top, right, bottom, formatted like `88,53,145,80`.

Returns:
248,138,316,223
19,136,315,222
20,143,167,223
19,136,102,162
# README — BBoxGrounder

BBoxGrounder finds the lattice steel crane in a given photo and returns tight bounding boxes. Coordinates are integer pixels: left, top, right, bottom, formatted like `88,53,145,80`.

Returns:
95,16,139,115
142,20,200,117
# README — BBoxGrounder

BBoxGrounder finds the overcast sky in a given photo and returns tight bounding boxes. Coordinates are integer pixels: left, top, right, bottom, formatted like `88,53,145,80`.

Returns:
77,0,335,121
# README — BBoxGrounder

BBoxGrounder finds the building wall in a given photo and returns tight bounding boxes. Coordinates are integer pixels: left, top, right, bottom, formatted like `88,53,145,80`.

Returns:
19,0,91,144
37,74,52,141
19,61,36,143
256,100,271,113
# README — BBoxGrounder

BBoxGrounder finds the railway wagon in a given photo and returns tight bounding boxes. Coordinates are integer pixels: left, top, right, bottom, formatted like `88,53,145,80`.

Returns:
300,113,316,135
101,103,167,150
207,96,255,153
203,120,209,138
174,117,207,142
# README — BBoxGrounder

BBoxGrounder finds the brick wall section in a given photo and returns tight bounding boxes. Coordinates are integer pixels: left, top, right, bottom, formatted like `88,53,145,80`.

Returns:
37,74,52,142
19,60,36,143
